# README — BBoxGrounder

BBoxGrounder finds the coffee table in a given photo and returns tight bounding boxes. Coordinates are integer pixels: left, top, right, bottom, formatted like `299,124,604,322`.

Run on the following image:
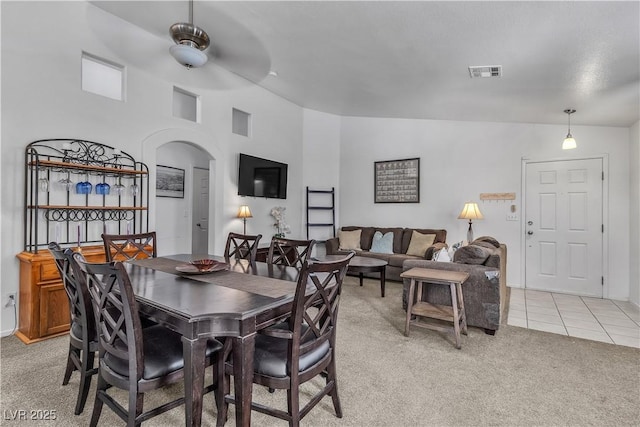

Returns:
348,256,388,297
401,267,470,349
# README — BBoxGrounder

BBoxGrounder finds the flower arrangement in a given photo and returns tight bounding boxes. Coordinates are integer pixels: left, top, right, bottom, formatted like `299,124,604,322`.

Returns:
270,206,290,238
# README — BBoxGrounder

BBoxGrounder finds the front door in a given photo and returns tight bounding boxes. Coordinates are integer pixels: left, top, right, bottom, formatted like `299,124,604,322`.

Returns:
524,158,603,297
192,167,209,254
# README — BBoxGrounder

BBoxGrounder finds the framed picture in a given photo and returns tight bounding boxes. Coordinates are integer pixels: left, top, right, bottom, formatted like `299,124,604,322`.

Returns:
374,158,420,203
156,165,185,198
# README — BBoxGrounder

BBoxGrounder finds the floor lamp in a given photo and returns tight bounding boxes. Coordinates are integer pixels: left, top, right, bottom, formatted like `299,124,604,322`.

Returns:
237,205,252,235
458,202,483,243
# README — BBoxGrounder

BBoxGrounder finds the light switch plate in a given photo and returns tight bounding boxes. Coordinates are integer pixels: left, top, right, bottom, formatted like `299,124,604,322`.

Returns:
506,213,519,221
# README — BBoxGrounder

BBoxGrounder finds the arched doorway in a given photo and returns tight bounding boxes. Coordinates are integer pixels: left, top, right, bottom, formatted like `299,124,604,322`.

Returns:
140,129,225,254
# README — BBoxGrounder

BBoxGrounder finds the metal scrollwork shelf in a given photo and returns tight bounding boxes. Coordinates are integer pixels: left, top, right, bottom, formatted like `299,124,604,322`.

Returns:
24,139,149,253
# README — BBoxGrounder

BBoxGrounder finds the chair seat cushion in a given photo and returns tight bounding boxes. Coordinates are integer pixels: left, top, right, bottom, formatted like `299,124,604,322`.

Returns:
254,324,330,378
70,320,83,341
104,325,222,380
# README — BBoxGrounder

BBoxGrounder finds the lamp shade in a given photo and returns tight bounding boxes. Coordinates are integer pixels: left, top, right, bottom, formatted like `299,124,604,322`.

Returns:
458,202,484,220
237,205,252,219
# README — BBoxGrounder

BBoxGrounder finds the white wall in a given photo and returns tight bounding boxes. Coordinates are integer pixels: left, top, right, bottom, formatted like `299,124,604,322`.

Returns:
302,109,342,242
629,120,640,306
339,116,631,300
0,2,304,335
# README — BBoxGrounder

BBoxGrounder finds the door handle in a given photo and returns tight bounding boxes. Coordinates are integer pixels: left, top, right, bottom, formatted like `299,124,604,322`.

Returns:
196,223,201,227
527,230,534,235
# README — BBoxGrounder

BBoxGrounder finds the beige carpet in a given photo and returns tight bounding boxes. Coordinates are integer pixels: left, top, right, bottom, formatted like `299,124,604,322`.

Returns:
1,276,639,426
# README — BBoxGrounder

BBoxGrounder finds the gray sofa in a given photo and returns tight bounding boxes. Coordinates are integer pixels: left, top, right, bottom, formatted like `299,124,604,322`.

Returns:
401,236,509,335
325,226,447,281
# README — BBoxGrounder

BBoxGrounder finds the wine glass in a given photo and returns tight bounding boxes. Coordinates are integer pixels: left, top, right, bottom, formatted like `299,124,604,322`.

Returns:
38,171,49,192
58,172,74,192
129,183,139,197
113,178,126,196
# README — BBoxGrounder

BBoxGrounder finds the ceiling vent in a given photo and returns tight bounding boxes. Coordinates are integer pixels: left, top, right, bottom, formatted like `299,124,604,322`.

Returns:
468,65,502,78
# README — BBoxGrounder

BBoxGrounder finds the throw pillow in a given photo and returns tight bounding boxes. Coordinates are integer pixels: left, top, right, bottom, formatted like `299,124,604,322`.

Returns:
432,247,451,262
370,231,394,254
338,229,362,250
406,231,436,257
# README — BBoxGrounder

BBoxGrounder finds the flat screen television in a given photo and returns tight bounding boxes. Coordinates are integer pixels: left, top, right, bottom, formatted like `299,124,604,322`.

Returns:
238,153,288,199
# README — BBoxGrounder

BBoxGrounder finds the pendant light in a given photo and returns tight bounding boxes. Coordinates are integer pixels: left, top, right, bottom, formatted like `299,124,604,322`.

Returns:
562,109,577,150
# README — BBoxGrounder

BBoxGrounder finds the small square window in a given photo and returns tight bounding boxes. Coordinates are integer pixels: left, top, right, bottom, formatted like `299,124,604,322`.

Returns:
81,52,124,101
173,87,199,122
232,108,251,137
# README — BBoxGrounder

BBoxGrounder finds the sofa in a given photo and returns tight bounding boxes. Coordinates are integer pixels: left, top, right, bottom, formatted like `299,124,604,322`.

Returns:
325,226,447,281
401,236,508,335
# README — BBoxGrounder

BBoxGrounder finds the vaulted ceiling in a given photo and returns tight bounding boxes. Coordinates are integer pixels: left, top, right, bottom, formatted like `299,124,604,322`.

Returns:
92,1,639,127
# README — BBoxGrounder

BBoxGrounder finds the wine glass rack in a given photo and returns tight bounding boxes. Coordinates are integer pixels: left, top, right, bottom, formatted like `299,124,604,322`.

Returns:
24,139,149,253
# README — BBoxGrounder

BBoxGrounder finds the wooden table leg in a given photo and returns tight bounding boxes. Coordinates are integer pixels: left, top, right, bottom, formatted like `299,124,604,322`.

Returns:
450,282,462,349
232,334,256,427
456,282,468,335
405,279,416,336
182,336,208,427
359,272,364,286
380,266,386,297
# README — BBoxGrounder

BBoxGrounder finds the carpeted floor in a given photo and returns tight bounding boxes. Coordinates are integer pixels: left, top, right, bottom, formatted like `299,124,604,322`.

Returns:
1,276,639,426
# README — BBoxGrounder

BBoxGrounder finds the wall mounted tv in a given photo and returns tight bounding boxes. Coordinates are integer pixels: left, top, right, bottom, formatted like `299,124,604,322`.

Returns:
238,153,288,199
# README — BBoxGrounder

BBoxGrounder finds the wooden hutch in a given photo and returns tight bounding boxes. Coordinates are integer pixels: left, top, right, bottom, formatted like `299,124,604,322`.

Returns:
16,139,149,343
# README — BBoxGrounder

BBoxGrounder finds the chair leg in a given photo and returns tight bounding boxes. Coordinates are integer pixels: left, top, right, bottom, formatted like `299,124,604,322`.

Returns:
288,379,301,427
62,345,78,385
128,392,144,427
327,359,343,418
74,350,95,415
89,375,107,427
216,341,232,427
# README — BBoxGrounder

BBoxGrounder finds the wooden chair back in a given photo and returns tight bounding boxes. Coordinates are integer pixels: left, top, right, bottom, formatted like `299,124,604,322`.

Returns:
101,231,157,262
224,232,262,264
267,237,316,268
289,252,353,363
75,257,145,381
48,242,96,342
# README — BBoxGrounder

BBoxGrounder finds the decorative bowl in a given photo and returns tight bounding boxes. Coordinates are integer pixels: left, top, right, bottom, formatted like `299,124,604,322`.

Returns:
190,259,217,272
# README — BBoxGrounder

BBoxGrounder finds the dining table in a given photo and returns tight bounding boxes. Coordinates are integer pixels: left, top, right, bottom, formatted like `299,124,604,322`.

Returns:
124,254,302,427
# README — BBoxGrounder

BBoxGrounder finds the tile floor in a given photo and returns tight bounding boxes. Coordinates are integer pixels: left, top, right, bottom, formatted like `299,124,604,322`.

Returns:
507,288,640,348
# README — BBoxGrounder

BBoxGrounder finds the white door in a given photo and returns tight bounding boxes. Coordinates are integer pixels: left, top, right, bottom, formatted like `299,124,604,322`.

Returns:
525,158,603,297
192,168,209,255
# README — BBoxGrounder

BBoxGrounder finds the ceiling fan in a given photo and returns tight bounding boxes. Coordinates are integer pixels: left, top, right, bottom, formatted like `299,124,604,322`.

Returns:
169,0,210,69
88,1,271,89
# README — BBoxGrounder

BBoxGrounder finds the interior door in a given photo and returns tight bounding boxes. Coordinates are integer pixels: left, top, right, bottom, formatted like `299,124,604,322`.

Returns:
191,167,209,254
525,158,603,297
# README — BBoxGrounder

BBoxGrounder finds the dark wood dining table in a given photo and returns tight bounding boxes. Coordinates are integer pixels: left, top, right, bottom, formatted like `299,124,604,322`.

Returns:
124,254,302,427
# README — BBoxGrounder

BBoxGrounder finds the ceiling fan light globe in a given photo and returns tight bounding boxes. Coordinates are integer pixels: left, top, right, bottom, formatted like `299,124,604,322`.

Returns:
170,44,208,68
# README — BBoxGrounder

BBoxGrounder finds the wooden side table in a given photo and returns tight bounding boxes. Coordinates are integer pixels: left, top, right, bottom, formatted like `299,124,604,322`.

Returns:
401,267,470,349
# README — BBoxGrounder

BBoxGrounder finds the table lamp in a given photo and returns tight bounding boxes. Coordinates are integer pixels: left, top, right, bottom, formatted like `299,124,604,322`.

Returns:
458,202,483,243
237,205,252,234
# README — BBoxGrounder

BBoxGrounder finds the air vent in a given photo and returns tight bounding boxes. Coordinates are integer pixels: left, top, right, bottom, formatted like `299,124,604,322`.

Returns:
468,65,502,78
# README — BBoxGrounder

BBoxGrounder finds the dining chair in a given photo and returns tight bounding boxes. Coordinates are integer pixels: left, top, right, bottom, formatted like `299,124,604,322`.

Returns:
101,231,157,262
267,237,316,268
216,251,355,426
224,232,262,264
48,242,98,415
74,255,223,427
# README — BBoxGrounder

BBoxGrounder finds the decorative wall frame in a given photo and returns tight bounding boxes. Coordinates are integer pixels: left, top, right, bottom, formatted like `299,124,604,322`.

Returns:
156,165,185,198
374,158,420,203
